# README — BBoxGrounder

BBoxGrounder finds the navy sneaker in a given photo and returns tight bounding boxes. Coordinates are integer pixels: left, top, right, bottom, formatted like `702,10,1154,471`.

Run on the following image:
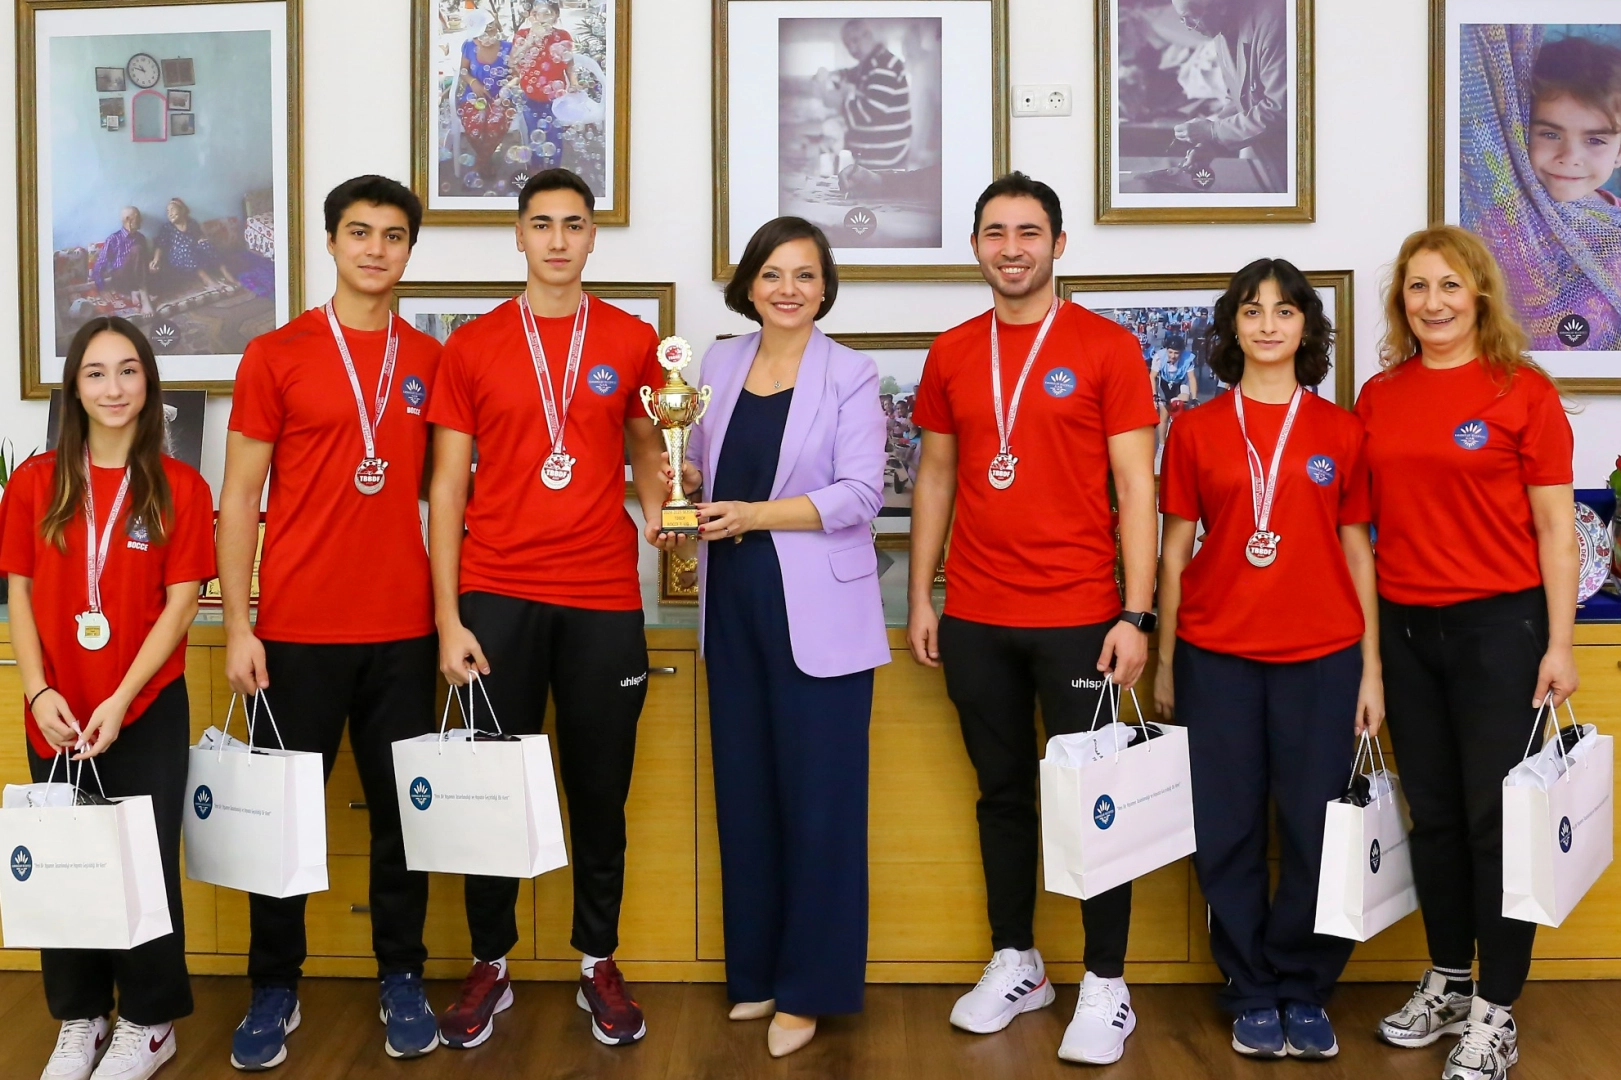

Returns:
1232,1006,1286,1058
379,973,439,1059
231,987,300,1071
1284,1001,1339,1059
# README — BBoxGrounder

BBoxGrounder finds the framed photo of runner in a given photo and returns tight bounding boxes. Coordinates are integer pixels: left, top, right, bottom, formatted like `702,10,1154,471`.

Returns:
1431,0,1621,393
1056,270,1353,473
714,0,1009,281
16,0,303,397
1097,0,1314,224
827,331,936,536
411,0,631,226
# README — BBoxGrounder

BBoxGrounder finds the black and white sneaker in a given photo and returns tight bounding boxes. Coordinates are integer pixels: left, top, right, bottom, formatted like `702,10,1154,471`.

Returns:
1442,998,1518,1080
1378,969,1473,1048
948,948,1055,1034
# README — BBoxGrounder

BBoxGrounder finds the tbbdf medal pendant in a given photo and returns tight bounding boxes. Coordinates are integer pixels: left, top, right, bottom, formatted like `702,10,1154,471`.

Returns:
988,297,1063,491
519,293,591,492
78,452,130,651
1234,386,1303,571
541,451,576,490
325,303,400,497
76,611,111,651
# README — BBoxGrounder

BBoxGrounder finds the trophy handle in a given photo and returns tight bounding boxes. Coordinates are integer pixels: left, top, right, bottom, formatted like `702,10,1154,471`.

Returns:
639,384,658,424
693,385,713,424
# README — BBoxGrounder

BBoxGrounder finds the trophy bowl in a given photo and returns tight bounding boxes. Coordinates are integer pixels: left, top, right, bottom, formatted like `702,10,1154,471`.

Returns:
640,337,712,538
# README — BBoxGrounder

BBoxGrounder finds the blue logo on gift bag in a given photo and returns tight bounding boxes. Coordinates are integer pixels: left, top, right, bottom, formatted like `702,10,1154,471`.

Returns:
1307,456,1336,485
1560,816,1573,853
402,376,426,408
1093,795,1116,830
1044,367,1076,398
1453,420,1488,450
410,777,433,811
1370,839,1382,874
588,365,619,395
10,846,31,882
193,786,213,820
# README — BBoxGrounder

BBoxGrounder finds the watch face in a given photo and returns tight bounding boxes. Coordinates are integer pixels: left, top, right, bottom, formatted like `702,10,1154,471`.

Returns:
127,53,161,88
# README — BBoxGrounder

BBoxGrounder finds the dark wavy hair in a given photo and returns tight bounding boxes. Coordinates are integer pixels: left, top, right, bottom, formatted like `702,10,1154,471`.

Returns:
1209,258,1333,387
724,216,839,323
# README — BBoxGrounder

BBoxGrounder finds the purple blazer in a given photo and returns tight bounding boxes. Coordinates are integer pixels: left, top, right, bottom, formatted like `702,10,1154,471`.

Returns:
687,328,890,678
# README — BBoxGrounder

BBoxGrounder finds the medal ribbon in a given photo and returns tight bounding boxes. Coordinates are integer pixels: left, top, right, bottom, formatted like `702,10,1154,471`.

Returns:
324,302,400,462
1233,386,1304,539
82,451,131,615
519,293,590,457
990,296,1063,459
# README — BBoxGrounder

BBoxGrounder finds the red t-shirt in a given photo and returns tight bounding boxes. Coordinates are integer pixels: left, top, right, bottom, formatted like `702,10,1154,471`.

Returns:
0,454,215,757
912,302,1159,627
514,27,574,102
1160,390,1371,662
1355,358,1573,607
228,308,440,643
428,296,660,610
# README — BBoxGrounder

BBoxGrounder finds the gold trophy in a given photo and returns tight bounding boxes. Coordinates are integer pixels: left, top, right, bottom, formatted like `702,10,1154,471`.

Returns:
640,337,713,537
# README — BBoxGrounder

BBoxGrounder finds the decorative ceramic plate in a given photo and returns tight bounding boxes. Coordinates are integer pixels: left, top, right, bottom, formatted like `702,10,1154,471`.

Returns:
1576,503,1612,602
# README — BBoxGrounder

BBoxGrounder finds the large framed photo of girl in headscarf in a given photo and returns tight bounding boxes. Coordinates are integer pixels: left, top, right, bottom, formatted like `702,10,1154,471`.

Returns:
412,0,630,226
16,0,302,396
1434,0,1621,392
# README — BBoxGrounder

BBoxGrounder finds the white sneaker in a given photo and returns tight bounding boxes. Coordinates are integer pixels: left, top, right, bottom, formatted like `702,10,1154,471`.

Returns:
1378,968,1473,1048
1441,998,1518,1080
1058,971,1135,1065
949,948,1056,1034
89,1020,174,1080
41,1017,110,1080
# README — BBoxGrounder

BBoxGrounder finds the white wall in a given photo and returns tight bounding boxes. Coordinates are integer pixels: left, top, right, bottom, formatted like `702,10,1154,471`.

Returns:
1,0,1617,495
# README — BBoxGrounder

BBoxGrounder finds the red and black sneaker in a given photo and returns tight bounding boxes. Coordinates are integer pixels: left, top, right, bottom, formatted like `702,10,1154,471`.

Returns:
576,958,647,1045
437,960,513,1049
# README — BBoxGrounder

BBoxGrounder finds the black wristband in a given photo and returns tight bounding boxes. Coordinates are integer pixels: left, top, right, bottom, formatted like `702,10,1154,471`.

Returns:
28,686,54,710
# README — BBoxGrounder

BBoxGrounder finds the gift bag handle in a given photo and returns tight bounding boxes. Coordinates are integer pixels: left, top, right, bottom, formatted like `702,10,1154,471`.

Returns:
1085,679,1152,758
38,750,106,819
1347,731,1394,809
217,691,287,759
1523,693,1583,781
436,670,506,753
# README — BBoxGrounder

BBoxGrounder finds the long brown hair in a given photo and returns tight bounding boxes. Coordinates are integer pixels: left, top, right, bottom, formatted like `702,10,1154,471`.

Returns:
1378,225,1544,382
42,318,173,551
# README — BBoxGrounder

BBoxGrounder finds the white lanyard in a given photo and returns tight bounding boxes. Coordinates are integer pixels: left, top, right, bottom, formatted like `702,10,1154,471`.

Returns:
324,302,400,463
519,293,590,490
80,453,130,654
986,296,1063,490
1233,386,1303,567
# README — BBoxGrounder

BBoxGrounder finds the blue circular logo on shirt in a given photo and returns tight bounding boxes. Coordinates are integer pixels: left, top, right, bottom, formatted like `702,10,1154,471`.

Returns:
1093,795,1116,830
587,365,619,395
1370,839,1382,874
409,777,433,811
1453,420,1488,450
1560,816,1573,853
1307,456,1336,485
10,846,32,882
1044,367,1076,398
401,376,426,408
193,785,213,820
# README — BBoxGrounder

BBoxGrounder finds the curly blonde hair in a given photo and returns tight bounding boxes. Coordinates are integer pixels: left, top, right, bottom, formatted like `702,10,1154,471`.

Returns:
1379,225,1545,383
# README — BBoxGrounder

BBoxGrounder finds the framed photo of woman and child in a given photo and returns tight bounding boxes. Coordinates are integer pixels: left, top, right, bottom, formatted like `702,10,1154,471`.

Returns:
412,0,631,226
16,0,302,396
1432,0,1621,393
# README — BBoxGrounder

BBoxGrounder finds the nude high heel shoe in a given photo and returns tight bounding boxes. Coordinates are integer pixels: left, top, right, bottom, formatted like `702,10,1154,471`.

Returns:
729,999,776,1021
767,1015,817,1057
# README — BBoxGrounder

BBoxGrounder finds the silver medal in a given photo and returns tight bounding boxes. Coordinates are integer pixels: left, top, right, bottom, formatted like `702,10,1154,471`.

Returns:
1245,530,1280,568
987,453,1017,490
355,458,388,495
75,610,111,651
78,453,129,652
540,450,575,490
1233,388,1304,572
325,303,400,500
987,298,1063,493
520,294,590,494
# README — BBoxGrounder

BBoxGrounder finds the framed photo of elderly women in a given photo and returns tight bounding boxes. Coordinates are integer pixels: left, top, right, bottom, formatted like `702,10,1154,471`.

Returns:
411,0,631,226
1056,270,1352,472
714,0,1009,281
1097,0,1314,224
1431,1,1621,393
17,0,302,397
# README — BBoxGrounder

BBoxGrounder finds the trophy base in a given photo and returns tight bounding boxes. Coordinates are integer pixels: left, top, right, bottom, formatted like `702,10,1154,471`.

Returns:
660,505,700,538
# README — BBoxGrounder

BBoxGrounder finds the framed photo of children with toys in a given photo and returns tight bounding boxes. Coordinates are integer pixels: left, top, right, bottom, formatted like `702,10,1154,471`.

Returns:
1432,0,1621,392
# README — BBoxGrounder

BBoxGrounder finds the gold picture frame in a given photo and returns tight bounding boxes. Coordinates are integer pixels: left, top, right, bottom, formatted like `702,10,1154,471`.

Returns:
411,0,632,227
200,515,264,605
1095,0,1315,225
16,0,304,398
392,280,675,338
659,542,699,605
713,0,1010,282
830,331,937,540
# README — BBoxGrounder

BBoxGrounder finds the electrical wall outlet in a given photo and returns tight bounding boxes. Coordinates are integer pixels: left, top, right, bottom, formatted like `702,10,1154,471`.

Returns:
1012,84,1072,117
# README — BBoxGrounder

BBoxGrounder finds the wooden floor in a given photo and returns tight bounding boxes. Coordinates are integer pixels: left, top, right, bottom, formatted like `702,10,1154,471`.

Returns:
0,975,1615,1079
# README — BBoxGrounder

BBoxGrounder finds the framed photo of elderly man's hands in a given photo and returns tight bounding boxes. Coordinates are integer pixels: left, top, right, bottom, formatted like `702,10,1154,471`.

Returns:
1097,0,1315,224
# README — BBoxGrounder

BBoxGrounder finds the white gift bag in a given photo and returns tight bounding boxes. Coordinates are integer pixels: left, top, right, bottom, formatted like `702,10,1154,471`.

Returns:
183,694,328,898
0,756,172,950
1041,683,1197,900
1314,733,1418,941
392,674,567,878
1503,698,1614,927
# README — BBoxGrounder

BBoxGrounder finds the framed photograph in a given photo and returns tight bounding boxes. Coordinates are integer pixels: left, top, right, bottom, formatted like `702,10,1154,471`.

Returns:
1097,0,1313,224
660,543,699,605
1057,270,1353,471
94,66,125,92
1432,1,1621,393
411,0,631,227
98,96,125,120
199,515,264,605
47,387,207,471
169,112,196,136
393,280,674,342
828,332,934,535
160,56,195,86
18,0,303,397
167,89,191,109
715,0,1008,281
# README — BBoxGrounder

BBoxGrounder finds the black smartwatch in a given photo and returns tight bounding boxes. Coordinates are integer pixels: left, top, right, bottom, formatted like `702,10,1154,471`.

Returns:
1118,610,1157,634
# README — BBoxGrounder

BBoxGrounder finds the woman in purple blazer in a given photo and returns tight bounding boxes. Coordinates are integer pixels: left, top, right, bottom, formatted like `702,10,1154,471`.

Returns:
661,217,887,1057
